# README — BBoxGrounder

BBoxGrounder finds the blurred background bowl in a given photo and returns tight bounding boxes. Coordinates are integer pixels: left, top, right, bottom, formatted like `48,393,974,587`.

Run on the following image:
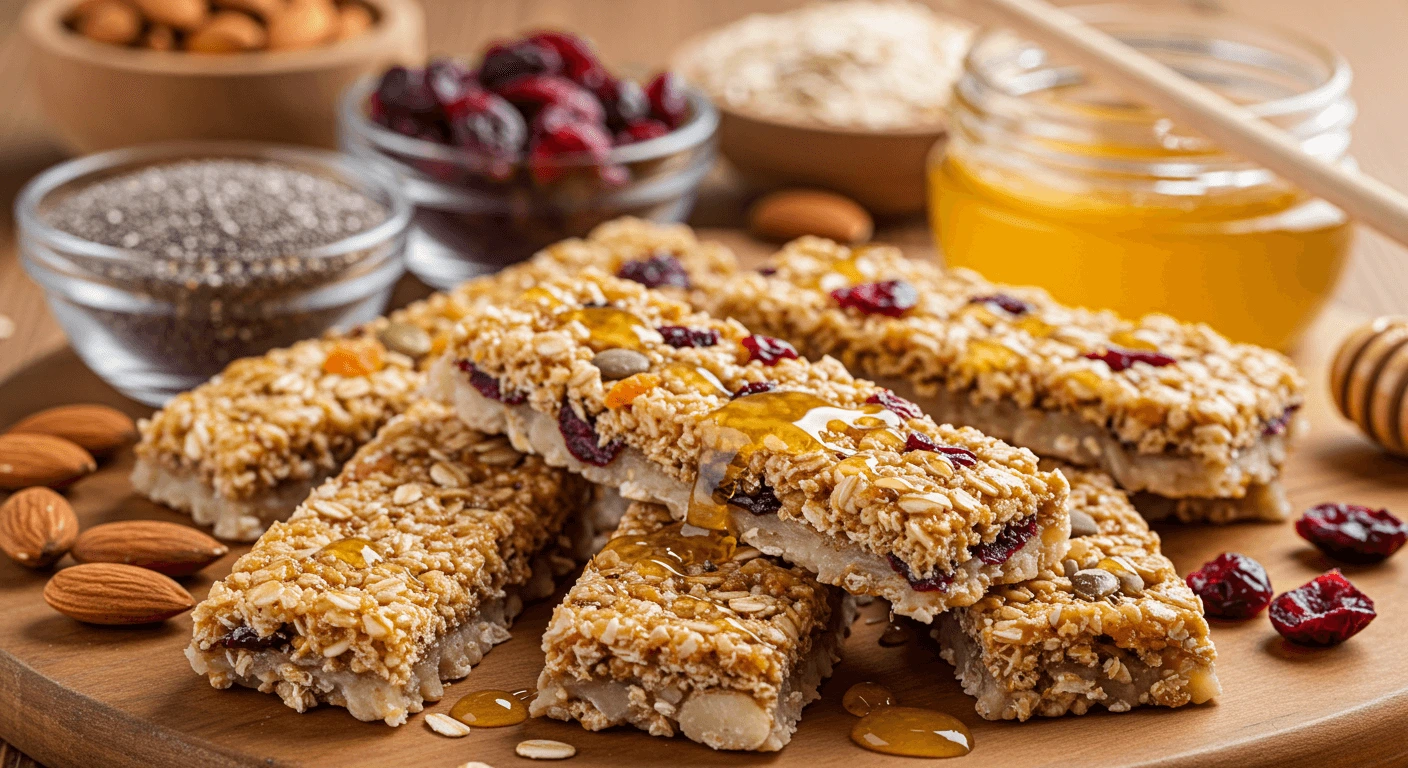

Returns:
22,0,426,153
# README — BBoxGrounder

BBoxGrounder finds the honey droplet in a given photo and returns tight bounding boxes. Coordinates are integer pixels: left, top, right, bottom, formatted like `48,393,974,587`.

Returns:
318,538,381,568
962,339,1020,373
664,363,730,397
842,682,896,717
511,688,536,702
687,391,902,530
450,689,529,728
563,307,652,351
878,620,913,647
598,521,737,579
1016,315,1055,338
851,706,973,758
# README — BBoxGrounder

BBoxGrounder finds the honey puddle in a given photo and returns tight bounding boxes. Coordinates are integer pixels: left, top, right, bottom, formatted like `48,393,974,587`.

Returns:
841,682,973,758
318,538,381,568
450,689,529,727
842,682,897,717
878,620,913,647
563,307,653,351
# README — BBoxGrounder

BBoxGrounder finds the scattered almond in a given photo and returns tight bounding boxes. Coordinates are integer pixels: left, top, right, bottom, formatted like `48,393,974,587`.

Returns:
8,404,138,457
0,433,96,491
44,563,195,625
515,739,576,760
188,10,268,53
266,0,338,50
72,520,228,577
425,713,471,738
73,0,143,45
133,0,210,30
144,23,178,50
214,0,286,20
749,189,874,244
0,488,79,569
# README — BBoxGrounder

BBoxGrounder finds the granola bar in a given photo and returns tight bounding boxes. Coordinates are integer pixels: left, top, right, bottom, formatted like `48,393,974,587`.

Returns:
935,465,1221,720
133,218,736,540
532,502,855,751
429,269,1070,622
186,400,598,725
704,237,1305,522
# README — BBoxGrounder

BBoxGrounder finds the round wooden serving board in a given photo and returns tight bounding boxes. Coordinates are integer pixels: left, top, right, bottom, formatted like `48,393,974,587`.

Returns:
1,307,1406,768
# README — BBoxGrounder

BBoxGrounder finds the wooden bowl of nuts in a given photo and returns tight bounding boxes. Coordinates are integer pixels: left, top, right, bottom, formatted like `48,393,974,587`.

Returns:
21,0,426,152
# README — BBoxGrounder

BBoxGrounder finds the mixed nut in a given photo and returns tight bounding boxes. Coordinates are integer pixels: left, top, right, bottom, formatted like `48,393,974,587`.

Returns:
0,402,227,626
65,0,376,53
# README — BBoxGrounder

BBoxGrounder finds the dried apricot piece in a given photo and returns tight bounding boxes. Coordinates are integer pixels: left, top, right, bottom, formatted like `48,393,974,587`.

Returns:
322,339,386,377
605,372,661,409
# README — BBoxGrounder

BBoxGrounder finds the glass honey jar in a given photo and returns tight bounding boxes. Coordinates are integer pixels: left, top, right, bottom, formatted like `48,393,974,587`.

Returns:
929,3,1356,349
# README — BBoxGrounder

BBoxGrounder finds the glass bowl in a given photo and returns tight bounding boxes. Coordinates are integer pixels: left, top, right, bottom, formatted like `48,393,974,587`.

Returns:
338,76,719,289
16,141,411,406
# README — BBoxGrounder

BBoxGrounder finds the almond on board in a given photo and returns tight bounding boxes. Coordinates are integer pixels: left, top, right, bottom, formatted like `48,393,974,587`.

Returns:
8,403,138,457
44,563,195,625
0,487,79,569
72,520,228,577
0,433,96,491
749,189,874,244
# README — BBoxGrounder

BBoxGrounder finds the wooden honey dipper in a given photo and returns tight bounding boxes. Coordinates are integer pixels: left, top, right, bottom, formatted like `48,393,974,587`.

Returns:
1331,317,1408,455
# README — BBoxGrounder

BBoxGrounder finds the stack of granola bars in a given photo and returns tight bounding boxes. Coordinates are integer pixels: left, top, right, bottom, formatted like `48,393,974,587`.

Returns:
149,218,1305,750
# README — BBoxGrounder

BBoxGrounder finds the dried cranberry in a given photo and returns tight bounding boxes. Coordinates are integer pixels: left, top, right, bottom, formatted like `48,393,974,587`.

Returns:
496,74,605,125
1084,347,1177,372
220,625,291,651
902,433,978,468
425,58,476,110
741,335,798,366
1269,570,1376,646
645,71,689,128
479,40,562,89
757,266,777,277
970,516,1038,565
732,381,776,398
969,294,1031,315
445,90,527,167
1263,405,1300,436
657,325,719,348
616,119,671,145
528,31,608,91
831,280,919,317
1295,503,1407,564
1184,552,1274,620
372,66,438,119
726,481,781,516
616,252,689,289
457,360,525,405
887,554,953,593
527,120,614,185
595,77,650,131
866,390,923,420
558,398,623,466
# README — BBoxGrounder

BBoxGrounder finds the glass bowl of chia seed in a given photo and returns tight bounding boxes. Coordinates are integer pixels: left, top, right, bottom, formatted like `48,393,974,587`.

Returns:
337,72,718,290
16,141,411,406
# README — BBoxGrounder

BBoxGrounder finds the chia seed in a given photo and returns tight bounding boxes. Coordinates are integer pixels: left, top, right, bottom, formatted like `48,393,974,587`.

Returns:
36,158,399,396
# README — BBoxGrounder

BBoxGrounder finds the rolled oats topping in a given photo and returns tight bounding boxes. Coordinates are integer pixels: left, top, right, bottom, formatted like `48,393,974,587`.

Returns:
704,237,1304,503
532,503,852,751
186,400,591,724
438,269,1069,610
936,466,1220,721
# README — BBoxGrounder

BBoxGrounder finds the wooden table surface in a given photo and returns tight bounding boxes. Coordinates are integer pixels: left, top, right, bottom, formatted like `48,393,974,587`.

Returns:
1,1,1406,766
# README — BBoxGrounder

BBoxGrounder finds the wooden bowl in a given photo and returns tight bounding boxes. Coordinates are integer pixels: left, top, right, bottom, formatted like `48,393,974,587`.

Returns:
713,109,946,216
22,0,426,152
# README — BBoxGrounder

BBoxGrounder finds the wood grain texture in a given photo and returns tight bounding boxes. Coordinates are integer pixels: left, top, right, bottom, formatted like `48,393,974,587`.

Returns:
2,1,1408,766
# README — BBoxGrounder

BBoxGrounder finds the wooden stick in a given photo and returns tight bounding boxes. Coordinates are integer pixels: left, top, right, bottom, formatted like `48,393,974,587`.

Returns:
965,0,1408,248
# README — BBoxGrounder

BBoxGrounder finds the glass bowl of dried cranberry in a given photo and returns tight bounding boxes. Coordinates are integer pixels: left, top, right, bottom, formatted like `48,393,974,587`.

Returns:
339,32,718,289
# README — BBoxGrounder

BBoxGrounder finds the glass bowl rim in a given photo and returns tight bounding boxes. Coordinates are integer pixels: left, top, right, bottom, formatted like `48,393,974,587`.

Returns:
14,140,414,270
338,75,720,171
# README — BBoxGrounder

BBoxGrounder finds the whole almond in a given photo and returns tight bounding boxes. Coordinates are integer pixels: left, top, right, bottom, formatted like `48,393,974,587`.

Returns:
0,488,79,569
143,24,178,50
72,520,228,577
214,0,286,21
267,0,337,50
749,189,874,245
188,11,268,53
133,0,209,31
73,0,143,45
9,404,138,457
336,2,374,40
0,434,96,491
45,563,195,625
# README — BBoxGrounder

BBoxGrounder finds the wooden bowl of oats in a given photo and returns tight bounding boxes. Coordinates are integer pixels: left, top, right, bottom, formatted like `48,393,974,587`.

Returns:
671,0,972,216
21,0,426,152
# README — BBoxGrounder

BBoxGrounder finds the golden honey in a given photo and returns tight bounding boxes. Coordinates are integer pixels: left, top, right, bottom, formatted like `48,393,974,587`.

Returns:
930,6,1356,350
562,307,652,351
850,706,973,758
318,537,380,568
449,689,529,727
598,521,737,579
842,682,896,717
